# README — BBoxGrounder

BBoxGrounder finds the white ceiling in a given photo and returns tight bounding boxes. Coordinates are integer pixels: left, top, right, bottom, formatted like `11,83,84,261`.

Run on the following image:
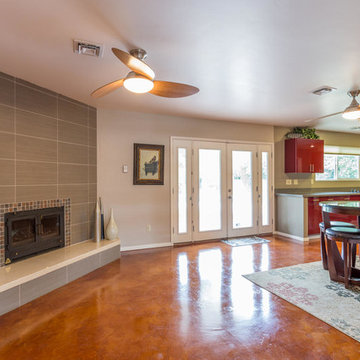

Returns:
2,0,360,132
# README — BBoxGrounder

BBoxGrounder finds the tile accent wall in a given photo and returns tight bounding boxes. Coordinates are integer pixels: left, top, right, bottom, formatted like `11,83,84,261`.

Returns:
0,71,96,245
0,198,71,267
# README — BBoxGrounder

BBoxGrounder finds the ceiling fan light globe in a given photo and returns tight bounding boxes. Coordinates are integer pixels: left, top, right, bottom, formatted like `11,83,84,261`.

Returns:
123,75,154,94
342,108,360,120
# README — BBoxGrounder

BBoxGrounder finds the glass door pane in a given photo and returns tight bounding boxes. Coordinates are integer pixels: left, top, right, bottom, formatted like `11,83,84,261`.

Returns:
199,149,221,231
232,151,253,228
178,148,187,233
258,145,273,234
261,152,269,226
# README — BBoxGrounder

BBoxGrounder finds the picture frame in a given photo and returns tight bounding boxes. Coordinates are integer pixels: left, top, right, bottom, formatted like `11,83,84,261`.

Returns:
133,143,165,185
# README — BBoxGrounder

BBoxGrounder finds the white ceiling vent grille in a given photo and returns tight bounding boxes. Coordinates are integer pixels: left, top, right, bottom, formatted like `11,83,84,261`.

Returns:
311,86,336,96
73,39,103,57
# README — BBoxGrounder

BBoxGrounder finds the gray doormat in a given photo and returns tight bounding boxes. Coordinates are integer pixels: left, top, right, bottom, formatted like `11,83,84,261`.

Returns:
222,236,270,247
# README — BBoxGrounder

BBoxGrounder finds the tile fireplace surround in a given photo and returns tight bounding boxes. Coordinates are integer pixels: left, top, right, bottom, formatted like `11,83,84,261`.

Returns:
0,71,118,316
0,198,71,267
0,71,97,248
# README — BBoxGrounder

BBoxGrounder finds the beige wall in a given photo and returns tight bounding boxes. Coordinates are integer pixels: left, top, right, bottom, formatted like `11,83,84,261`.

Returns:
275,126,360,189
0,71,97,244
98,108,274,248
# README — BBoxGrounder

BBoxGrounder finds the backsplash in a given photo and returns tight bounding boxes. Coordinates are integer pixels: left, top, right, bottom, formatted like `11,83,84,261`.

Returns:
0,71,96,244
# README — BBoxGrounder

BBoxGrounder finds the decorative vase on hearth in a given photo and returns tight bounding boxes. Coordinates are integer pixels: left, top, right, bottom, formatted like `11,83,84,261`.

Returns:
106,208,119,240
95,200,101,243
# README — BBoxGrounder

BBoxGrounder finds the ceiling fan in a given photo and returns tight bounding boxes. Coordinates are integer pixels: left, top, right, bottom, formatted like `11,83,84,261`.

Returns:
305,90,360,124
91,48,199,99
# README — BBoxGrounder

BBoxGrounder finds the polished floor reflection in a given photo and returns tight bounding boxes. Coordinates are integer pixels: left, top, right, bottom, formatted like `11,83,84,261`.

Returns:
0,236,359,359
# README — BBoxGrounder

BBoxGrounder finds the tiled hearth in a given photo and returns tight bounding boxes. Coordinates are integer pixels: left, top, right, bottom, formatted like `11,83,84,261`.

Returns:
0,239,120,316
0,198,71,267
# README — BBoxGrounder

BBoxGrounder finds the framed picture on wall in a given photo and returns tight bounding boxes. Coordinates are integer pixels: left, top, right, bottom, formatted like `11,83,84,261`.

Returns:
133,143,165,185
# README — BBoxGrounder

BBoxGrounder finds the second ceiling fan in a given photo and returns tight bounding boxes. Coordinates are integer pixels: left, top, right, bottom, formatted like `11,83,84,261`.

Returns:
306,89,360,124
91,48,199,99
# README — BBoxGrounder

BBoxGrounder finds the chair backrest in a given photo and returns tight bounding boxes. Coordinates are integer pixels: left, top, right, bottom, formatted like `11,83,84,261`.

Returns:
321,209,332,230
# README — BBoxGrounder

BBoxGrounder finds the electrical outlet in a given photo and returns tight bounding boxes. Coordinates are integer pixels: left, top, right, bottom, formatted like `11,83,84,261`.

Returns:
286,179,292,185
293,179,298,185
146,224,151,232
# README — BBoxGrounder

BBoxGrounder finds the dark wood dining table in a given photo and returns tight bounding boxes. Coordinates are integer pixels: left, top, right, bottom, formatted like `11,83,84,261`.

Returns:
320,200,360,285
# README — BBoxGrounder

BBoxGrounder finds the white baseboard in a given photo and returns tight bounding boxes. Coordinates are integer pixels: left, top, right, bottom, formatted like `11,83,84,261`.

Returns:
273,231,310,243
121,242,173,252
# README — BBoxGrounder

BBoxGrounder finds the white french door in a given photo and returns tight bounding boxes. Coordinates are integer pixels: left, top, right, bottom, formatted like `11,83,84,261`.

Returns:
227,144,258,237
171,139,273,243
192,141,227,241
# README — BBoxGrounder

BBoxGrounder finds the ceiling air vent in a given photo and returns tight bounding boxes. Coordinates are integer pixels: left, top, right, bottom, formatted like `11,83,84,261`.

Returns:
73,39,103,57
311,86,336,96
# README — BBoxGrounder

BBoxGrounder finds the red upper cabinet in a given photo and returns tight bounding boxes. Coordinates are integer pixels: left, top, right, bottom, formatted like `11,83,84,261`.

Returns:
285,138,324,173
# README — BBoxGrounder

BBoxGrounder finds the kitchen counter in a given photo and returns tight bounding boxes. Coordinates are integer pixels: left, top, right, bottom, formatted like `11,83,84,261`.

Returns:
275,188,360,242
275,188,360,198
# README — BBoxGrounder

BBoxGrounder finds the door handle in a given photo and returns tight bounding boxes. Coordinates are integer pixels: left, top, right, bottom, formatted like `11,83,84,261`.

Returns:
228,196,232,199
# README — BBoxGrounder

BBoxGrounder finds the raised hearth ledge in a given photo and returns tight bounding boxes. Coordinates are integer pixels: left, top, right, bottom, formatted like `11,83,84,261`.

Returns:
0,239,120,293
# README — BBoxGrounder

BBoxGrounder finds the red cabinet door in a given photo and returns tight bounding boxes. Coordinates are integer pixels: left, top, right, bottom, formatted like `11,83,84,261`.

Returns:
285,138,324,173
309,140,324,173
308,197,322,235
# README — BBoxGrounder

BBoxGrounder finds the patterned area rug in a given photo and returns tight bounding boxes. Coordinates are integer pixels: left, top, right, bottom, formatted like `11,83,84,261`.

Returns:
244,261,360,342
222,236,270,247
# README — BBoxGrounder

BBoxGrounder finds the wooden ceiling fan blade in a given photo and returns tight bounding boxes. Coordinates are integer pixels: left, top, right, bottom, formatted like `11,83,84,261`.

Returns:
91,79,124,98
304,111,343,123
149,81,199,98
112,48,155,80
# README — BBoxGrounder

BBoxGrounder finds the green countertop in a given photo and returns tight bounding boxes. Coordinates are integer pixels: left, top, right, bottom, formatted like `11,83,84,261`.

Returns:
275,188,360,198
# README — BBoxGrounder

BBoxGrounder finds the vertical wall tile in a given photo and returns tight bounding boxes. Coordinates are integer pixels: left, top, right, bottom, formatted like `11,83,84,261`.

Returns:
89,146,97,165
0,77,14,106
16,161,57,185
58,120,88,145
16,83,57,117
16,185,57,202
59,142,88,164
0,159,15,185
71,222,90,244
72,203,89,224
59,184,89,204
58,98,88,126
0,132,15,158
16,135,57,162
59,164,88,184
89,128,96,146
16,109,57,140
89,108,97,128
0,186,15,203
0,104,14,132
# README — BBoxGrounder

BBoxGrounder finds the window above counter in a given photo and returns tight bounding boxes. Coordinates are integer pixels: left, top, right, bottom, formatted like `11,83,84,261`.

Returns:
316,146,360,181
